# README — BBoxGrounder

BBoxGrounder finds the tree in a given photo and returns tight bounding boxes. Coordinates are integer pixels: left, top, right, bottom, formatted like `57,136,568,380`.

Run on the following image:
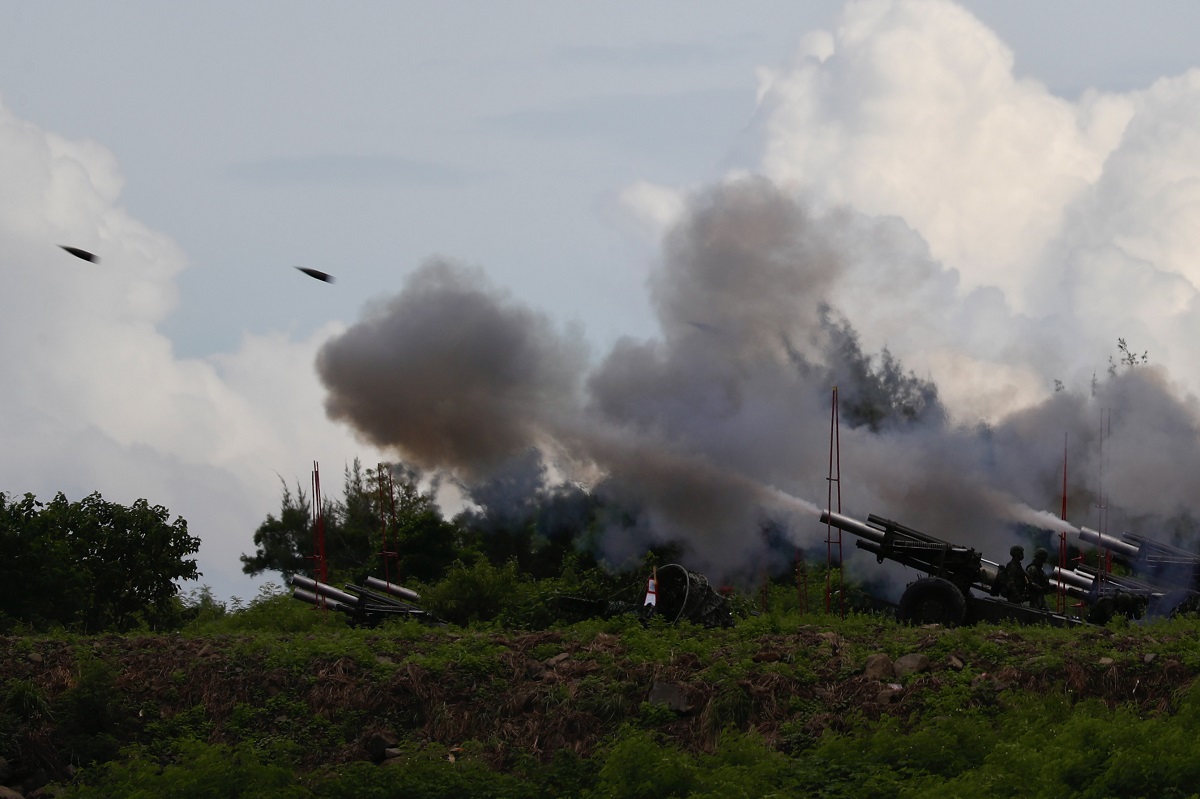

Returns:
241,460,469,585
239,480,313,582
809,307,945,432
1108,337,1149,376
0,491,200,632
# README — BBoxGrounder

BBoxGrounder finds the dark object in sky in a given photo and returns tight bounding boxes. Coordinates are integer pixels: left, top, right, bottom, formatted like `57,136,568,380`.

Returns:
59,245,99,263
295,266,335,283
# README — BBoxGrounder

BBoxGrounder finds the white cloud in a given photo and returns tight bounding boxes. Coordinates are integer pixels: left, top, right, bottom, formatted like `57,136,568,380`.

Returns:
753,0,1124,303
0,98,380,601
737,0,1200,419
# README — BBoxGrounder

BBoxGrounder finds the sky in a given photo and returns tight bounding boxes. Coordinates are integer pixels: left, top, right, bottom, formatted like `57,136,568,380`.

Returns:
4,1,1200,601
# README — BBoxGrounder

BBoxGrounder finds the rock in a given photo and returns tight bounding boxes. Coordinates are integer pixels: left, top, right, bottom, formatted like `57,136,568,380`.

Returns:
648,681,691,713
544,653,570,668
817,632,843,648
863,653,894,680
893,653,931,678
947,655,965,671
365,731,401,763
1144,653,1157,664
525,660,546,680
876,685,903,703
0,785,24,799
26,652,43,664
1098,657,1114,666
22,769,48,794
382,747,403,760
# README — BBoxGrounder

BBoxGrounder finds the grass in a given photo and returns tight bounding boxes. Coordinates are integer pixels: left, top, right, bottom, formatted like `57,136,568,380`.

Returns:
7,598,1200,797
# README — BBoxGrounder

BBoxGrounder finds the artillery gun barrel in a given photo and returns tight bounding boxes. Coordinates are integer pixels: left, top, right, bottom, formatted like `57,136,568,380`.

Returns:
364,576,421,602
820,510,887,545
1122,532,1200,563
978,558,1002,589
291,575,361,607
1053,581,1093,602
347,583,423,612
292,587,355,615
1077,527,1140,560
1052,567,1095,591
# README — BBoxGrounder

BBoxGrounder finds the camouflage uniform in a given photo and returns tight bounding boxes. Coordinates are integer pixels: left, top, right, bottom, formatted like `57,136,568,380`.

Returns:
998,545,1027,604
1025,548,1050,610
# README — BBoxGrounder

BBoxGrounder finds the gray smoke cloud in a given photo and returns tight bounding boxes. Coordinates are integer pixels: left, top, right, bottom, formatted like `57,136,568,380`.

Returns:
317,175,1200,588
317,179,913,580
317,260,588,479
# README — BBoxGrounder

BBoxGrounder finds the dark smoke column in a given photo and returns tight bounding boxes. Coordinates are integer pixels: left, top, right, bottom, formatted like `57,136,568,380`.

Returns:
315,259,587,478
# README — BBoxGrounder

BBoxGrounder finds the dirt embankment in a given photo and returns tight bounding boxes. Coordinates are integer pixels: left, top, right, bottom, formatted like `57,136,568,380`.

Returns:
2,623,1195,792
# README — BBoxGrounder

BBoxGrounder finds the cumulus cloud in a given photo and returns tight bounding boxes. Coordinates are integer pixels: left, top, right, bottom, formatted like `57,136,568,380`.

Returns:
0,98,379,600
745,0,1200,419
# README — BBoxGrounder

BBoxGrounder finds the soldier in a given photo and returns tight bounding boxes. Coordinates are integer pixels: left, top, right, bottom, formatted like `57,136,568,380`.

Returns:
1025,548,1051,609
999,545,1027,604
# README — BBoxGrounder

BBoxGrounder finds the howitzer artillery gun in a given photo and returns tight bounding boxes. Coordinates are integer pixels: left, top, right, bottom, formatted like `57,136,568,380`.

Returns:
290,575,444,627
821,510,1085,627
553,563,734,628
1075,527,1200,618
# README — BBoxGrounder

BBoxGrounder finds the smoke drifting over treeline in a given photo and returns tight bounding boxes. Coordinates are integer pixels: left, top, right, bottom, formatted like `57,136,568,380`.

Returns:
317,176,1200,585
316,2,1200,588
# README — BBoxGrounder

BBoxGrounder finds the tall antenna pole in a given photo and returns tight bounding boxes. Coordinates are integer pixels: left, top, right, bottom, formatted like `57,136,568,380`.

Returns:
1096,409,1111,576
377,464,397,586
826,387,844,617
1058,434,1069,614
311,460,328,591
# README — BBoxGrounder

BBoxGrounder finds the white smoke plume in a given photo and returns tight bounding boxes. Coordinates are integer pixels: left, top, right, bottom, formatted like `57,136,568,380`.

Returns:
319,1,1200,589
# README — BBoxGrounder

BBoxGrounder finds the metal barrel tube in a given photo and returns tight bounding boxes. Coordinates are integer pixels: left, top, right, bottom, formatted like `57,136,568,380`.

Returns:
364,576,421,602
820,510,887,545
292,587,354,614
1122,532,1198,560
1053,567,1094,590
1051,581,1092,602
978,559,1001,588
1077,527,1140,560
291,574,361,607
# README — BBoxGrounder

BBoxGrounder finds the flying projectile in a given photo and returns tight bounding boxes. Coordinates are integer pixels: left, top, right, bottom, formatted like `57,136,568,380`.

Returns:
295,266,334,283
59,245,99,263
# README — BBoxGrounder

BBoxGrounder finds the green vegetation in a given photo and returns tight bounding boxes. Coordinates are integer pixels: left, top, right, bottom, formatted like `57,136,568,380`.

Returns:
5,599,1200,798
7,464,1200,797
0,490,200,633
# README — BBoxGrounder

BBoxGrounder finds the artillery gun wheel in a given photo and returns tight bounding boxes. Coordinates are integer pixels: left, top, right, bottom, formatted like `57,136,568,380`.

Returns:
898,577,967,626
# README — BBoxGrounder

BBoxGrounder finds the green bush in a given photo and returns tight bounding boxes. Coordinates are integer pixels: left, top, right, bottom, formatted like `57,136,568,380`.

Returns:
64,740,308,799
57,654,137,766
420,559,525,626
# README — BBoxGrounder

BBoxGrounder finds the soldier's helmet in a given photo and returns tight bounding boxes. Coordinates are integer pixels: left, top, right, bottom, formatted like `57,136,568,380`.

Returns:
1033,548,1048,562
1010,545,1025,559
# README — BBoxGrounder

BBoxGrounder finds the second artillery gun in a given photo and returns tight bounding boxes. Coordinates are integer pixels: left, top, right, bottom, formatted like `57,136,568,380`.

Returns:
1072,526,1200,619
821,510,1085,627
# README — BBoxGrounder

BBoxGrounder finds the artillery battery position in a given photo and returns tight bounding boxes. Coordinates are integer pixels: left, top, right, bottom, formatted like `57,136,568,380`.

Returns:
554,563,734,628
290,575,442,627
821,510,1084,627
1075,527,1200,619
